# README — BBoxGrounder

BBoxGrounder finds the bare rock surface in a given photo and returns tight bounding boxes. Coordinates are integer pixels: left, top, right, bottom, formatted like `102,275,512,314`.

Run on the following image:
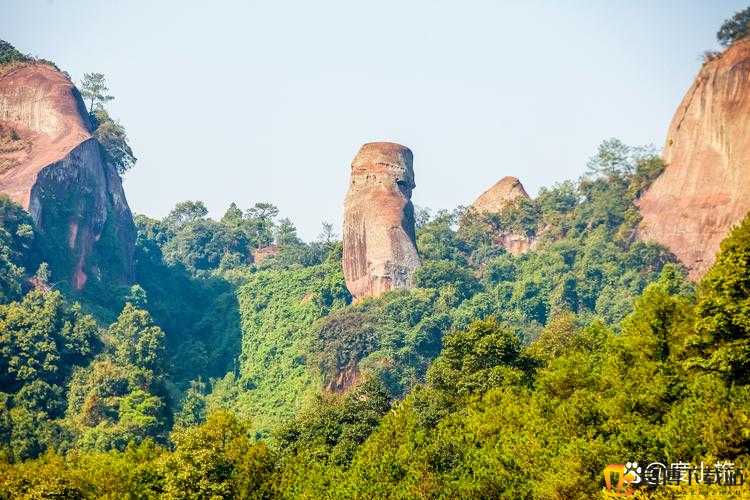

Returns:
472,176,529,214
638,39,750,279
342,142,420,300
0,63,135,289
471,176,536,255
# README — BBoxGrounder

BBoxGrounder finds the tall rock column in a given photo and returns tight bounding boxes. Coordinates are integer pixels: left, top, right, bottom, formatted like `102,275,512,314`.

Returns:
638,38,750,279
342,142,420,300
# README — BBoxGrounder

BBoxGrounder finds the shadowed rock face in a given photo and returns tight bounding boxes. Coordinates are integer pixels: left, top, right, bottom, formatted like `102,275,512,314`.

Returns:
342,142,420,300
0,63,135,290
472,176,537,256
638,39,750,279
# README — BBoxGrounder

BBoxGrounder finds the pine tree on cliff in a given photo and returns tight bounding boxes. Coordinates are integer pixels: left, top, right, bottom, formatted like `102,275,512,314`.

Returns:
717,6,750,47
80,72,114,111
79,73,136,174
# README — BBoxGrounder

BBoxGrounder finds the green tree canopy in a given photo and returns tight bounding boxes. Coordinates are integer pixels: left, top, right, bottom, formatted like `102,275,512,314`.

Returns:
79,72,114,112
91,108,136,174
717,6,750,47
690,214,750,383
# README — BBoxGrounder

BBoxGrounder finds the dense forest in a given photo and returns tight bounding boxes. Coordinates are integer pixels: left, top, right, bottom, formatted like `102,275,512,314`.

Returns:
1,131,749,497
2,8,750,499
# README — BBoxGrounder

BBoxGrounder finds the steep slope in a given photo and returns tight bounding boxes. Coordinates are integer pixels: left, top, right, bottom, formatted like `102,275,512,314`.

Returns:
342,142,420,300
638,39,750,278
0,62,135,290
471,176,537,255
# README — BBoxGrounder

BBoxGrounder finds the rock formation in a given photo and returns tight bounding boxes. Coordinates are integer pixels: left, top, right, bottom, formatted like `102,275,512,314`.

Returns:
638,38,750,279
342,142,420,300
0,62,135,290
473,176,529,214
471,176,537,255
252,244,279,265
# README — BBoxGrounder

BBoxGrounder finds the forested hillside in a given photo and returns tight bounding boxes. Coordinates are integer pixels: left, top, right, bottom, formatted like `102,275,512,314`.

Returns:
2,127,749,497
2,10,750,496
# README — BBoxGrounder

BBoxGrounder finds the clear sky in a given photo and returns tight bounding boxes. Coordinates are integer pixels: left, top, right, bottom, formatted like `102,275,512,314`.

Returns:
2,1,745,240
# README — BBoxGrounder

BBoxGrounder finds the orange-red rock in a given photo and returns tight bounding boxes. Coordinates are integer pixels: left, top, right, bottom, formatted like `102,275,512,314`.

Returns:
472,176,529,214
0,63,135,289
342,142,420,300
252,244,279,264
638,39,750,279
471,176,536,256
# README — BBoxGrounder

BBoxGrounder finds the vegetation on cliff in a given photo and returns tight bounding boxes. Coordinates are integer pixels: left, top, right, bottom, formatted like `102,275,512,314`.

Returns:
1,197,748,498
1,9,750,495
717,6,750,47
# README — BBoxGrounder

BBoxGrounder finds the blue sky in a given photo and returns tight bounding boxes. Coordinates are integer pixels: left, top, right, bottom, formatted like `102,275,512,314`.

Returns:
2,1,745,239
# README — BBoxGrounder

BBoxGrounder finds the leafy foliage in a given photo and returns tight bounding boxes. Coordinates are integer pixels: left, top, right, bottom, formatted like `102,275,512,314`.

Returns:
0,196,38,303
0,40,31,67
717,6,750,47
79,73,114,112
91,108,137,175
209,255,350,434
0,291,99,460
1,133,748,498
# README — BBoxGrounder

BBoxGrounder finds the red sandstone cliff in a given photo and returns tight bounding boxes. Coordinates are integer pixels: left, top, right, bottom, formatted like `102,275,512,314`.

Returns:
342,142,420,300
638,39,750,279
0,63,135,290
471,176,537,256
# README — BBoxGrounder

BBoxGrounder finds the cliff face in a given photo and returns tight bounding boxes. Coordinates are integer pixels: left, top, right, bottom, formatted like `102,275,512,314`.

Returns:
0,63,135,290
342,142,420,300
471,176,536,255
638,39,750,279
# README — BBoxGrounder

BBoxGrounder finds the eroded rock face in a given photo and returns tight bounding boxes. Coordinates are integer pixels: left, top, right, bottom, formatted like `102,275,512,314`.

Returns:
0,63,135,290
473,176,529,214
471,176,536,256
342,142,420,300
638,39,750,279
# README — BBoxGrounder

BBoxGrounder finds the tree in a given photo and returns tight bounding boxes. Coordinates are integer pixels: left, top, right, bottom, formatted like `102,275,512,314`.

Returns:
162,218,250,270
245,202,279,247
0,40,31,66
91,108,136,174
65,358,167,451
276,378,391,466
33,262,50,284
318,221,335,245
427,318,529,396
0,291,98,391
0,195,37,302
165,201,208,229
414,260,480,302
108,303,165,374
79,72,114,112
717,7,750,47
160,411,274,499
689,214,750,383
125,284,148,309
585,138,633,178
246,202,279,222
221,202,243,227
174,379,207,429
275,218,300,247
